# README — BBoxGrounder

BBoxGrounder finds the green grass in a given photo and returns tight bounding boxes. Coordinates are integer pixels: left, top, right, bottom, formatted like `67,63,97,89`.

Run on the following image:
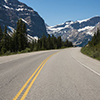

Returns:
0,46,71,57
0,48,31,56
81,44,100,61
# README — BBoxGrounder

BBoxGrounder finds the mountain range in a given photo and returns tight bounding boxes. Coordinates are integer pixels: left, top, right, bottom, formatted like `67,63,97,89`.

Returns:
46,16,100,46
0,0,48,38
0,0,100,47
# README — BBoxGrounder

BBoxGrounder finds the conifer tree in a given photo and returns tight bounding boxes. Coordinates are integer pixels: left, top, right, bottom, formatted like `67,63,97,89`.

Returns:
0,26,3,51
22,22,28,49
47,34,52,49
12,31,18,52
0,26,3,41
51,35,57,49
89,29,100,47
64,39,69,47
96,29,100,43
37,39,42,50
1,25,8,53
12,19,28,51
41,34,47,50
57,36,62,49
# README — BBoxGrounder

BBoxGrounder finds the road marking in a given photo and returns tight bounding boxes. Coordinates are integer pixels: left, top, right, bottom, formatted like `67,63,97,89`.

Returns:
21,57,50,100
71,54,100,77
13,52,58,100
13,58,47,100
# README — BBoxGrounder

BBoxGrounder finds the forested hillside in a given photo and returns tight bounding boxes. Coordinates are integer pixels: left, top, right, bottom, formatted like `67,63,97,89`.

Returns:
81,29,100,60
0,19,73,55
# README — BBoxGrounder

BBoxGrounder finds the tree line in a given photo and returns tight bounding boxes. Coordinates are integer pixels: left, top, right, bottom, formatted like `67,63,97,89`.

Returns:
88,29,100,47
0,19,73,55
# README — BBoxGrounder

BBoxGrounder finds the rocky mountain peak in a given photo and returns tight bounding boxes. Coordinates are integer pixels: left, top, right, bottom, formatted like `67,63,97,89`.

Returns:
47,16,100,47
0,0,48,38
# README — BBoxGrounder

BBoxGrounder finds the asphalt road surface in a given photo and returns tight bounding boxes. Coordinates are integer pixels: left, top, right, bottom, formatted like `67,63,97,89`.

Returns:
0,48,100,100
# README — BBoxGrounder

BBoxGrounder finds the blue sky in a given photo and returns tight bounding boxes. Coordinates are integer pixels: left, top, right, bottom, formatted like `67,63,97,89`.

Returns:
19,0,100,26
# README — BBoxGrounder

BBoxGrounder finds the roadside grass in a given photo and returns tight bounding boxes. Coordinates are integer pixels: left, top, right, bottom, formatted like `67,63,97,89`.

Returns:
81,45,100,61
0,48,31,56
0,47,71,56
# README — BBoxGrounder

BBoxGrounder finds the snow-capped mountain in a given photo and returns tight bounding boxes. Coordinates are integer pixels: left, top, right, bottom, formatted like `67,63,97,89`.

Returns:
0,0,48,37
46,16,100,46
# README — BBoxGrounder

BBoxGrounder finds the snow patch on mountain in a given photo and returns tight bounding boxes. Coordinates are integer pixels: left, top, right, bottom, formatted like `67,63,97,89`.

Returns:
65,21,74,25
27,34,38,42
86,31,94,36
16,8,24,11
78,26,94,32
18,5,24,8
33,36,38,41
8,26,15,32
3,5,9,9
4,0,7,3
47,21,74,34
3,5,13,10
22,18,28,24
16,8,33,12
77,18,90,23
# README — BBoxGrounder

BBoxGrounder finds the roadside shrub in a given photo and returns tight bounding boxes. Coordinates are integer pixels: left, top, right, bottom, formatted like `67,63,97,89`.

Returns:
21,48,31,53
5,51,11,55
92,51,100,58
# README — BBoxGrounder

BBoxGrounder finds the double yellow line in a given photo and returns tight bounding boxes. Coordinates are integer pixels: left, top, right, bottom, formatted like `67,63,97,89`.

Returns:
13,52,58,100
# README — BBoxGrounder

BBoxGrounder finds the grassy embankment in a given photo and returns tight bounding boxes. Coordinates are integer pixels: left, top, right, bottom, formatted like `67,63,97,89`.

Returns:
81,44,100,60
81,29,100,60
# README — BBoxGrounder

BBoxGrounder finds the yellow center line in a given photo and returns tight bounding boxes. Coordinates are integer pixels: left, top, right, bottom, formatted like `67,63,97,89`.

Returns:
13,58,47,100
13,52,59,100
21,57,50,100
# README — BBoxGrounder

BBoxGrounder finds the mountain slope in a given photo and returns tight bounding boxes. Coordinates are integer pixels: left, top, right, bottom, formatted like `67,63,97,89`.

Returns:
46,16,100,46
0,0,48,37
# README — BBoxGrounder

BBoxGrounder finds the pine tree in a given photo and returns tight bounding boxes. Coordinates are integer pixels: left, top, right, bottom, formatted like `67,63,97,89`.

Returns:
96,29,100,43
12,31,18,52
37,39,42,50
1,26,8,53
57,36,62,49
0,26,3,51
0,26,3,41
41,34,47,50
64,39,69,47
12,19,28,52
89,29,100,47
8,35,12,51
47,34,52,49
22,22,28,49
51,35,57,49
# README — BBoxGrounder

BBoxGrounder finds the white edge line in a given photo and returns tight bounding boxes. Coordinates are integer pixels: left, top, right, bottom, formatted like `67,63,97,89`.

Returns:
71,53,100,77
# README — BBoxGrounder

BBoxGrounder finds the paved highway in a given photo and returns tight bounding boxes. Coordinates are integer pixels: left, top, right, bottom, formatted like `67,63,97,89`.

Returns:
0,48,100,100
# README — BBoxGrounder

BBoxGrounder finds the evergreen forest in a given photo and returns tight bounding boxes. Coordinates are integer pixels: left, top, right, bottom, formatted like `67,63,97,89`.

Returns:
0,19,73,55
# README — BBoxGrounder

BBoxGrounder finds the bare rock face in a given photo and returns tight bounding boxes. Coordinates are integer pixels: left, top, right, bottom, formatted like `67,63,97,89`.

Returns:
0,0,48,37
46,16,100,46
91,22,100,34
